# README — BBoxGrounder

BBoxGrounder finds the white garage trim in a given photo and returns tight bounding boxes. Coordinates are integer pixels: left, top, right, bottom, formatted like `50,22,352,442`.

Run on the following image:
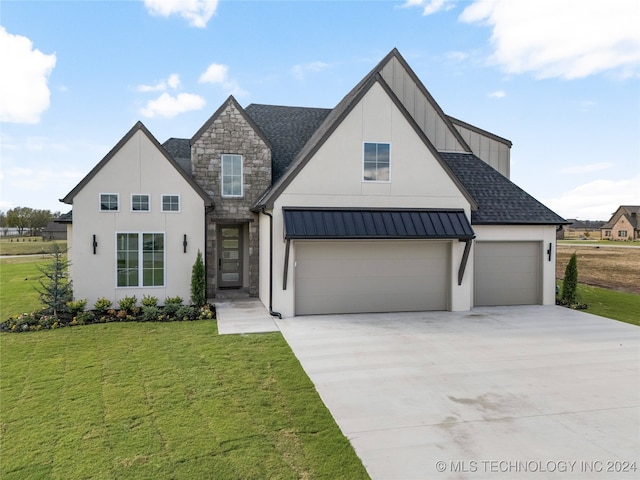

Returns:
474,241,542,306
294,240,450,315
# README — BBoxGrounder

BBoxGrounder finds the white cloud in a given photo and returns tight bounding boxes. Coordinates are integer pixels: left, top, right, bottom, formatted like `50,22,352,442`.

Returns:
290,61,331,81
199,63,247,97
559,162,612,174
143,0,218,28
459,0,640,79
402,0,456,16
137,73,181,92
543,175,640,220
140,92,206,118
488,90,506,98
0,27,56,124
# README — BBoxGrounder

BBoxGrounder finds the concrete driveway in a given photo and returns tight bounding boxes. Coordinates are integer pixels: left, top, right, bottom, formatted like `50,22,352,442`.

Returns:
276,306,640,479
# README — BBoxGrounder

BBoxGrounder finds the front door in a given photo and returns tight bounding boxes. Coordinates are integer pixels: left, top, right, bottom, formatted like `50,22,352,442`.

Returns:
218,226,243,288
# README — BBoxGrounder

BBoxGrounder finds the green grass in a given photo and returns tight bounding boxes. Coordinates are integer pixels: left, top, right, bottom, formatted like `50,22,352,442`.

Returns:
0,257,44,319
0,321,370,479
557,280,640,326
558,239,640,246
0,238,67,256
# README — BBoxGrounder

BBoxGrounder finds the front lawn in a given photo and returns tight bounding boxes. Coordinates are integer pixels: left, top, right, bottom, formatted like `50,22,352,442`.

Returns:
557,280,640,326
0,257,42,320
0,321,369,479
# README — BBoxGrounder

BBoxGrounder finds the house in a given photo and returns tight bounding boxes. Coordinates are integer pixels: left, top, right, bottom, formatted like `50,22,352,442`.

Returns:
42,219,68,241
60,49,566,316
556,219,605,240
601,206,640,241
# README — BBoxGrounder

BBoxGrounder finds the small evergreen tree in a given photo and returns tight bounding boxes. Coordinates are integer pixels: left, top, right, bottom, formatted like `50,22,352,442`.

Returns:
190,249,206,307
561,252,578,305
36,243,73,317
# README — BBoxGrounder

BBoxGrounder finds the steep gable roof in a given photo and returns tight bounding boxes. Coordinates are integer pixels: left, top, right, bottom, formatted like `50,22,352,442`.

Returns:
191,95,271,149
440,152,566,225
162,137,191,174
60,121,213,206
253,50,477,210
602,205,640,229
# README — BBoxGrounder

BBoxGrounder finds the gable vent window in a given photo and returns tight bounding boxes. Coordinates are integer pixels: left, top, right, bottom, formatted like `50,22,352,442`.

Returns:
100,193,119,211
363,142,390,182
222,154,243,197
132,194,150,212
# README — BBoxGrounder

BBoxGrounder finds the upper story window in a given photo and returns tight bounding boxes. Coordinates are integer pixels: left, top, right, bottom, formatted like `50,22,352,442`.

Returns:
222,154,243,197
100,193,119,211
363,142,390,182
131,194,150,212
162,195,180,212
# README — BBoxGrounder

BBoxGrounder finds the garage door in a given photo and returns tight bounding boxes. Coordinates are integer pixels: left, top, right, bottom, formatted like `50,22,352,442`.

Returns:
474,241,541,306
295,241,449,315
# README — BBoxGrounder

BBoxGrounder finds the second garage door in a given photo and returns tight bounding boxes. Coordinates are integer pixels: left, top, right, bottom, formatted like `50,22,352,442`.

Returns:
474,241,541,306
294,240,449,315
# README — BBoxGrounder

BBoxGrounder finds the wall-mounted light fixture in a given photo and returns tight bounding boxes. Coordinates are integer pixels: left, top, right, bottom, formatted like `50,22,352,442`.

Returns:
93,235,98,254
547,242,552,262
183,234,188,253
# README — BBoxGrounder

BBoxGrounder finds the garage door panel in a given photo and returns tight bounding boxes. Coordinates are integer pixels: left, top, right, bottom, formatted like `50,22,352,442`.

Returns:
295,241,449,315
474,241,541,306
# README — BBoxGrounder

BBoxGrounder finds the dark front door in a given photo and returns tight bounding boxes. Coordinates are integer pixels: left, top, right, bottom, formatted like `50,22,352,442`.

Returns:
218,226,243,288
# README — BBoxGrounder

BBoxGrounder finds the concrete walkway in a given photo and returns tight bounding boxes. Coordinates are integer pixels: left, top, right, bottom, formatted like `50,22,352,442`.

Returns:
276,306,640,480
215,297,279,334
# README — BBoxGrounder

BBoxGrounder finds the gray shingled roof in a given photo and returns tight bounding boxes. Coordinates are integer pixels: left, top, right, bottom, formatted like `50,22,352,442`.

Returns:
244,104,331,182
439,152,567,225
162,138,191,174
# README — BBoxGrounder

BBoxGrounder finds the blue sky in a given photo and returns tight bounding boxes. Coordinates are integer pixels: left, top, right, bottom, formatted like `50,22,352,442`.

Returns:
1,0,639,220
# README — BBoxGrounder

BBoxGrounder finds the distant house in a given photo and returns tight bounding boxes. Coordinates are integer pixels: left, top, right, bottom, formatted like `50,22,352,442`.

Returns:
601,206,640,241
557,219,605,240
42,219,68,241
59,49,566,316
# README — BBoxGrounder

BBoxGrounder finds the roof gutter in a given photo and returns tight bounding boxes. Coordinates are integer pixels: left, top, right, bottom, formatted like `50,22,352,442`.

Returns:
259,208,282,319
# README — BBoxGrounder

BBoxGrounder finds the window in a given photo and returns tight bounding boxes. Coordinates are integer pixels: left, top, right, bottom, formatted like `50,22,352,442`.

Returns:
131,194,150,212
222,154,243,197
604,231,611,237
162,195,180,212
117,233,164,287
618,230,627,237
363,143,390,182
100,194,119,211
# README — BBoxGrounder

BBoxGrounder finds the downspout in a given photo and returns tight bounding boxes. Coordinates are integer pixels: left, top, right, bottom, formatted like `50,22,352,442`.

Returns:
260,208,283,319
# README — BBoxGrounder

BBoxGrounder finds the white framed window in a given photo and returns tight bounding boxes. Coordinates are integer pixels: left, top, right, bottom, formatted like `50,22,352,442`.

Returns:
363,142,390,182
221,154,243,197
116,232,165,287
162,195,180,212
99,193,119,211
618,230,627,237
131,194,150,212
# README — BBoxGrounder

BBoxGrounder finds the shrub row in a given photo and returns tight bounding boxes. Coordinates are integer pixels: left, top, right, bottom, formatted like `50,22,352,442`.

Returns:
1,295,215,333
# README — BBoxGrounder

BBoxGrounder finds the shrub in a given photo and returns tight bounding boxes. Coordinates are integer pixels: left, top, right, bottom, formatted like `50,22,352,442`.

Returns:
142,306,160,322
36,243,73,317
561,252,578,305
118,295,137,313
190,250,206,307
75,311,95,325
67,299,87,315
176,305,194,320
142,295,159,307
165,296,183,306
163,302,180,318
94,297,112,313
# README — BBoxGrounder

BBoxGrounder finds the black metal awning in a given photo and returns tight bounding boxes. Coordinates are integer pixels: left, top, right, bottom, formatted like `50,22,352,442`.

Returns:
283,207,475,240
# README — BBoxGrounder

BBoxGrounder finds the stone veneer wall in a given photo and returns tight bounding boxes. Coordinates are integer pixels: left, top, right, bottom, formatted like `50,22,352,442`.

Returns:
191,100,271,297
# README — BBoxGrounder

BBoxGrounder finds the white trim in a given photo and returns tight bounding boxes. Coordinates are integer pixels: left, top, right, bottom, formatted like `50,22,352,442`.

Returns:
161,194,181,213
362,142,391,183
99,193,119,212
115,231,166,288
130,193,151,212
221,154,244,198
